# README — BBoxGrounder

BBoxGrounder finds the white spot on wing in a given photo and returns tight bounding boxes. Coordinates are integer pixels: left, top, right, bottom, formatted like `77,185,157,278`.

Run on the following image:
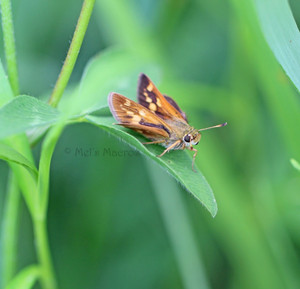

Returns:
147,83,153,91
139,110,146,116
149,103,157,111
156,98,161,107
132,115,141,122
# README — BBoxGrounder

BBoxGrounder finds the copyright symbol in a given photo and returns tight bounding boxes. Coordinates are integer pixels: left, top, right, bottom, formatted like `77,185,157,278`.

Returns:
65,147,71,154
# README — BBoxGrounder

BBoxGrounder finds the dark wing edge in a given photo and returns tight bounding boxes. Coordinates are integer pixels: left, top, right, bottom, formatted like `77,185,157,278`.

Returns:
137,73,187,122
163,94,188,122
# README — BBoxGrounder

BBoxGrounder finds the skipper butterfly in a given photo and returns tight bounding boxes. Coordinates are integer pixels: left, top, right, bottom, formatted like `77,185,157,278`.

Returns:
108,74,227,171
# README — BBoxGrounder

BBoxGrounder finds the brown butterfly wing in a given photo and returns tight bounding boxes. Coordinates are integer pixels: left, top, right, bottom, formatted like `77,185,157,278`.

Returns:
137,74,187,122
163,95,187,122
108,92,172,139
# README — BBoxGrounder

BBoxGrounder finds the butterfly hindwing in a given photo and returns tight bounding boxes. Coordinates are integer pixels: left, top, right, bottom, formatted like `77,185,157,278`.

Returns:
137,74,187,122
163,94,187,122
108,92,171,139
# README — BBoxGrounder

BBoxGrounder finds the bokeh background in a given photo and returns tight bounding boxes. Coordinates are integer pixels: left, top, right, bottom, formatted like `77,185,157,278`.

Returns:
1,0,300,288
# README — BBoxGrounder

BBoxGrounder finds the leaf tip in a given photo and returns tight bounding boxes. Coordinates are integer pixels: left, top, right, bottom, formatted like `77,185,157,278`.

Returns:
210,198,218,218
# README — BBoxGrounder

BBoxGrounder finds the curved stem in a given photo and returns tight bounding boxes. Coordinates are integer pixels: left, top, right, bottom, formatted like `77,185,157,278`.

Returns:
33,218,57,289
48,0,96,107
31,123,65,289
0,0,19,95
1,172,20,288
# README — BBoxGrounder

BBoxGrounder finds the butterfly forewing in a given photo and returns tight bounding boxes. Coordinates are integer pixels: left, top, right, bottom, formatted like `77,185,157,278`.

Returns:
108,92,172,139
137,74,187,122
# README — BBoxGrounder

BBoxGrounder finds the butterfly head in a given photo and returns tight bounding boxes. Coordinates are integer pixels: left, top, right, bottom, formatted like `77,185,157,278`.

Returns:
183,130,201,147
183,122,228,147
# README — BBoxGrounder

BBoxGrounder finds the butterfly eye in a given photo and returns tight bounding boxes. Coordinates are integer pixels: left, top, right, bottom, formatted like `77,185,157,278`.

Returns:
184,135,191,142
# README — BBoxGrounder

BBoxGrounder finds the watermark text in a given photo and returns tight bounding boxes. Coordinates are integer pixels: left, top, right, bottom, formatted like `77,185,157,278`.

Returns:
64,147,139,158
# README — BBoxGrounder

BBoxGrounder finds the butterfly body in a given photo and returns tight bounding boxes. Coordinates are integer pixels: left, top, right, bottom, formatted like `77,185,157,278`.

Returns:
108,74,226,171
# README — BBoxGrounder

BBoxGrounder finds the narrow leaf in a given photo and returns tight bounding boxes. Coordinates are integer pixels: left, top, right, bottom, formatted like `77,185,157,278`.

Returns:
254,0,300,92
0,142,38,178
147,162,211,289
85,114,217,217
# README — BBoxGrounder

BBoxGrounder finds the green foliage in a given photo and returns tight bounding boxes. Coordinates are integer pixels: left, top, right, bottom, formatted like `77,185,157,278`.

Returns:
255,0,300,92
86,115,217,216
66,48,159,115
0,96,61,139
147,162,211,289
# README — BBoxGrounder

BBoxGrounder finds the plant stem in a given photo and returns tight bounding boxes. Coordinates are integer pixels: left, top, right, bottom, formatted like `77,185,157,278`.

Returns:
32,124,65,289
146,162,211,289
33,217,57,289
2,172,20,288
48,0,95,107
38,124,64,218
0,0,19,95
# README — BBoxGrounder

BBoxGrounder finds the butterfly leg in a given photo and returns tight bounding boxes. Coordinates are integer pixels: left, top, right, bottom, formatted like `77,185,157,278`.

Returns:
187,146,198,172
157,140,182,158
142,140,165,145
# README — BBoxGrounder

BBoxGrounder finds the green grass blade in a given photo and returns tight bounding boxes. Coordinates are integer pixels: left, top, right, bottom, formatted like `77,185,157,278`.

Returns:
254,0,300,92
232,0,300,160
85,115,217,217
147,162,211,289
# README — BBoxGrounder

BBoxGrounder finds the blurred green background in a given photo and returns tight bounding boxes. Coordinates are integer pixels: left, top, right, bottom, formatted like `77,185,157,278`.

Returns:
1,0,300,288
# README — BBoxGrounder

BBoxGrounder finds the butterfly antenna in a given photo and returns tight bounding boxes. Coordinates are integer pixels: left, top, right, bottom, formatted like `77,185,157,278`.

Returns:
198,122,227,132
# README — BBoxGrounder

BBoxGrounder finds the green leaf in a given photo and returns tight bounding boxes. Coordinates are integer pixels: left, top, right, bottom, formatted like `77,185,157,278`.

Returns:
85,114,217,217
0,95,62,139
0,142,38,178
254,0,300,92
5,265,40,289
25,48,159,144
